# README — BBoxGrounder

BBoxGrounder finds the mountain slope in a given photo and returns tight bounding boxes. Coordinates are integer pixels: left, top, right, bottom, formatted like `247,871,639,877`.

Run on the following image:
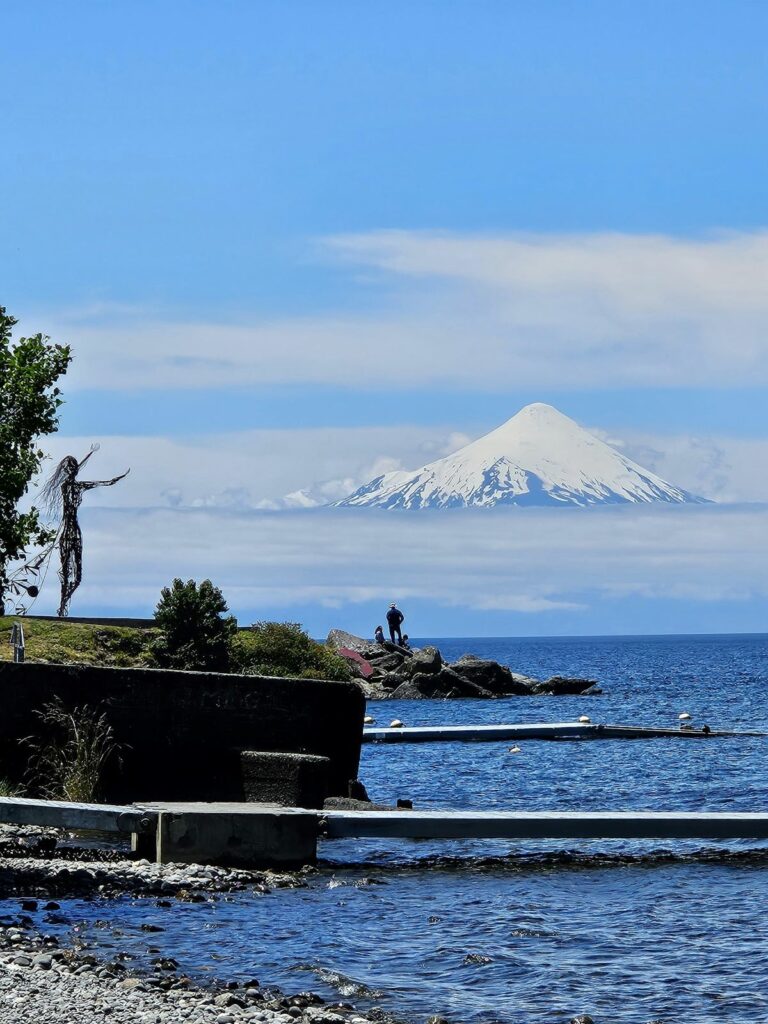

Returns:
334,404,708,509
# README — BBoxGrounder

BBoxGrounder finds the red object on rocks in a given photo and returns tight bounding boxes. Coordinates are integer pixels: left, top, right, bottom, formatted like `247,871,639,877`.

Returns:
338,647,374,679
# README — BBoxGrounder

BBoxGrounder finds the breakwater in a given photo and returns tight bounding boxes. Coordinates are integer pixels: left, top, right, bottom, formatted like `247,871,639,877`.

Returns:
327,630,598,699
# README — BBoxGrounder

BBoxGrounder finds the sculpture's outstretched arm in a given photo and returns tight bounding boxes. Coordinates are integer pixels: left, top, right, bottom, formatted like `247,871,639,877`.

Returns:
81,469,131,491
77,447,98,471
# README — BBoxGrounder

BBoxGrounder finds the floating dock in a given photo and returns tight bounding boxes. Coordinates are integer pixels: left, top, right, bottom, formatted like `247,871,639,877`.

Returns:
320,808,768,841
362,721,766,743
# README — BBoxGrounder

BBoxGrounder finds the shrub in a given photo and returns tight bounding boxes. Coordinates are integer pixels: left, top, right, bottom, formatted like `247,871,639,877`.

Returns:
232,621,351,681
152,578,237,672
24,699,120,803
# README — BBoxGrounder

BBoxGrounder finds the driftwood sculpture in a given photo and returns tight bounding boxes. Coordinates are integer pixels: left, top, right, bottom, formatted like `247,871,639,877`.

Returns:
41,445,129,617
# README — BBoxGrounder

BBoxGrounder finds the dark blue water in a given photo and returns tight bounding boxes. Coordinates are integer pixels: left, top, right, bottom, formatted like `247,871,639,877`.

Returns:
8,634,768,1024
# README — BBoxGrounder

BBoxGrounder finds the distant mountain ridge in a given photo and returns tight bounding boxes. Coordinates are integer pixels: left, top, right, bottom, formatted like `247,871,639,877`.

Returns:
334,403,708,509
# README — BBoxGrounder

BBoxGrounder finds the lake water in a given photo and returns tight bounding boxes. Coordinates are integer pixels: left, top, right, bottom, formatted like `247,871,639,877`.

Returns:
6,633,768,1024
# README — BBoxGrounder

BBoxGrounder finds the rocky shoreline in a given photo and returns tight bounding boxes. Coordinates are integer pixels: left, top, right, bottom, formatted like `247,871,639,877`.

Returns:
327,631,599,701
0,825,404,1024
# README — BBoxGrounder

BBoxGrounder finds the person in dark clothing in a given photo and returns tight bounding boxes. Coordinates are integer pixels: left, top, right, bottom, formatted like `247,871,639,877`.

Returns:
374,625,385,644
400,634,411,651
386,603,404,644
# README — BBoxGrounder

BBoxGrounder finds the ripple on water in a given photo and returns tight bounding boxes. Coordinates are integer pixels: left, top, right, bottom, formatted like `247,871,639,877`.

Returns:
5,634,768,1024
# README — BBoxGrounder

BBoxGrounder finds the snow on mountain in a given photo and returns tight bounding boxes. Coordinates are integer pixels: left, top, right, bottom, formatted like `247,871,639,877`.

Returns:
334,403,709,509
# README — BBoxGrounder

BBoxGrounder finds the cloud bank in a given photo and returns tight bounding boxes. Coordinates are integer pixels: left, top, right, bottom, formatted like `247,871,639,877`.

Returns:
28,229,768,392
27,504,768,628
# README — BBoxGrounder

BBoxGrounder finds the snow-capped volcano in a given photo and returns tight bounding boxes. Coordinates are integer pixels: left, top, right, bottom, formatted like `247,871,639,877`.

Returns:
335,404,708,509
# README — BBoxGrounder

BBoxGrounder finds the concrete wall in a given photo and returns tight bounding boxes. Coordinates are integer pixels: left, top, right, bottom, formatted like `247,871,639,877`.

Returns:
0,662,365,803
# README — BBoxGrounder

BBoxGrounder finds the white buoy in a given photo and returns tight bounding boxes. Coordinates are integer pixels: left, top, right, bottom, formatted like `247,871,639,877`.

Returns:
389,719,404,728
578,715,591,723
364,715,375,725
508,745,522,753
679,712,692,721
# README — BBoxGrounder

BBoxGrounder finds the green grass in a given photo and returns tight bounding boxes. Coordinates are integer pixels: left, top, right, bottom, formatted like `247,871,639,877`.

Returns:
0,617,351,680
0,617,159,668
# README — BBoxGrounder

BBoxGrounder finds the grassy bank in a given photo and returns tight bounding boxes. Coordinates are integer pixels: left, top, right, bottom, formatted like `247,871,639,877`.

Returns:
0,617,157,667
0,617,350,680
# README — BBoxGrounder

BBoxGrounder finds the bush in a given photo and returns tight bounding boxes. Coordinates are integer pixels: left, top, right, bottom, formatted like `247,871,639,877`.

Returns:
152,578,237,672
24,699,120,803
232,621,351,681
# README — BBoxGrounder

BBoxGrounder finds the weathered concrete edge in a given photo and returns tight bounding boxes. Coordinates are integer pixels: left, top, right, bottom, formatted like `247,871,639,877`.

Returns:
0,795,156,833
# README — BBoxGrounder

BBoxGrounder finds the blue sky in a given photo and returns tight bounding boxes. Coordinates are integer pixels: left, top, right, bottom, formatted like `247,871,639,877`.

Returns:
3,1,768,634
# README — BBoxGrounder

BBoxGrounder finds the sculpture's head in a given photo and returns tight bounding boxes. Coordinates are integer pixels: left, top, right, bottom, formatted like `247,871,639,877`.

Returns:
41,455,80,515
61,455,79,479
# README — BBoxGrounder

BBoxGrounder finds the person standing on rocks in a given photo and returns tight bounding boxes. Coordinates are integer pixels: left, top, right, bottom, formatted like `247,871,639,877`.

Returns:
386,603,405,645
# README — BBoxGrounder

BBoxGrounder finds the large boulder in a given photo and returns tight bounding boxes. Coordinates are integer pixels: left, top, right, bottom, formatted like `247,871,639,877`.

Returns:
389,679,432,699
450,654,534,695
391,667,495,699
369,651,409,673
327,629,371,655
403,646,443,677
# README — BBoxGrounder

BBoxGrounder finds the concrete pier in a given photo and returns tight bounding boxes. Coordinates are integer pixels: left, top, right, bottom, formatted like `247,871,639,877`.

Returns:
0,795,156,834
5,797,768,867
151,803,318,867
362,722,765,743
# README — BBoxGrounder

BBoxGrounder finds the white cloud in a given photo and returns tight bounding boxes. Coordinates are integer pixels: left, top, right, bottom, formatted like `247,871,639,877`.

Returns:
21,504,768,622
24,229,768,392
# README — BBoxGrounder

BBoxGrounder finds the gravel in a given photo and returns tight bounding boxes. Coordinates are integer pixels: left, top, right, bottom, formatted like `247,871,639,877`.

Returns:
0,826,400,1024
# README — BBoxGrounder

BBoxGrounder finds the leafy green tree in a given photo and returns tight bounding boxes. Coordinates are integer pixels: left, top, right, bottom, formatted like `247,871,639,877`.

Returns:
0,307,72,605
152,578,237,672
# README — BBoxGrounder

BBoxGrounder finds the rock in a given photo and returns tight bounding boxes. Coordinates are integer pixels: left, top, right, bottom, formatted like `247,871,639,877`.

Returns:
323,796,401,811
463,952,493,964
403,646,442,677
569,1016,595,1024
450,655,533,695
348,779,370,801
215,992,247,1008
326,629,370,654
118,978,145,991
370,652,408,673
380,672,406,689
427,1017,451,1024
530,676,598,695
391,667,493,699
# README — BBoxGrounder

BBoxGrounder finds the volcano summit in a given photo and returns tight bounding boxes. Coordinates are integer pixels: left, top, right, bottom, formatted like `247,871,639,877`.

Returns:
335,404,707,509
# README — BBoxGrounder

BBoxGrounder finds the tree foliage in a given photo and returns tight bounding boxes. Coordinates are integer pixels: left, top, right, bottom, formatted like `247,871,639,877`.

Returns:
0,306,72,604
152,578,238,672
232,620,352,681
